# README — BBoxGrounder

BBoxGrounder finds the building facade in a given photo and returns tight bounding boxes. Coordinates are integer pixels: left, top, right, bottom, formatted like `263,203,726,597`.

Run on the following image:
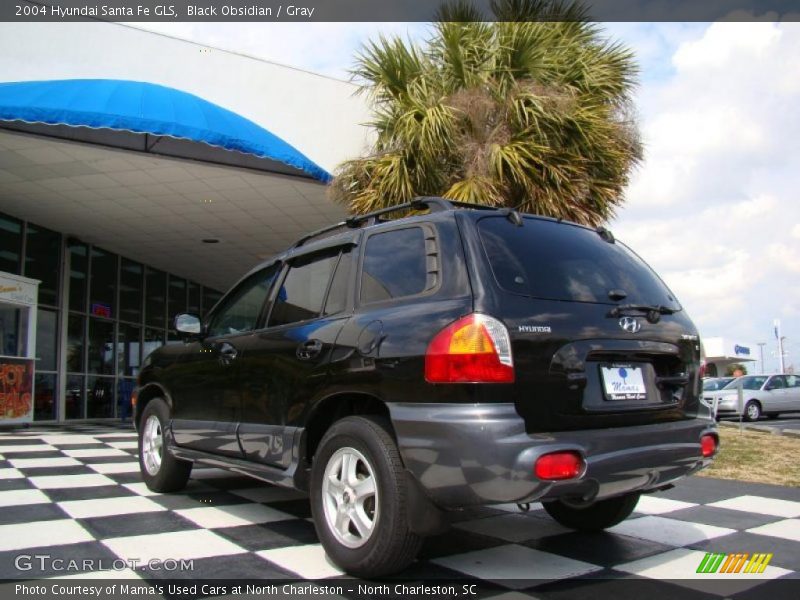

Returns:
0,21,372,422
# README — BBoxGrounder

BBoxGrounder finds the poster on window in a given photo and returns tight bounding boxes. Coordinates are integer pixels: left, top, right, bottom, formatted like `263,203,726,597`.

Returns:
0,357,34,423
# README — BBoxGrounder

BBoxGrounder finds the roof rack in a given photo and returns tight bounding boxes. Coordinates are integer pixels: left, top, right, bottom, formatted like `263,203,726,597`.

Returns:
292,196,515,248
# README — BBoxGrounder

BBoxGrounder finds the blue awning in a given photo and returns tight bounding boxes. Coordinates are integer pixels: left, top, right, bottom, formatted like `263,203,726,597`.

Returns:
0,79,331,182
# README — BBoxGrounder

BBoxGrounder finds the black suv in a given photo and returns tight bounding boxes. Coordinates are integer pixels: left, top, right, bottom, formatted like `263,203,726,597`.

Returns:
134,197,717,577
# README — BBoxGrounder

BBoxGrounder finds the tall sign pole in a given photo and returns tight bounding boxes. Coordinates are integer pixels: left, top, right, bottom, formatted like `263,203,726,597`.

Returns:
758,342,766,374
775,319,785,373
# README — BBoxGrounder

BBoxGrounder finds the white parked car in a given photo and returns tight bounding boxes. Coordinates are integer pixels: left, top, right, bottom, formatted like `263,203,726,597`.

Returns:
706,374,800,421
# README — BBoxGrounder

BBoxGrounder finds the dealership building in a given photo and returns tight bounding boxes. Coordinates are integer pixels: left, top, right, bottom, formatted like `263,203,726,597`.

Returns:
0,21,371,423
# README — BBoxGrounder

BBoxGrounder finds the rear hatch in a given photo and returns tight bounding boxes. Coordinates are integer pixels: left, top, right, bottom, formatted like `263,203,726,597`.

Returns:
469,213,703,433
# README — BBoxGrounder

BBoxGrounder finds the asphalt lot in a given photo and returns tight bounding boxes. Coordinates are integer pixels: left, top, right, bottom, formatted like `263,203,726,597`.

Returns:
1,423,799,599
719,413,800,434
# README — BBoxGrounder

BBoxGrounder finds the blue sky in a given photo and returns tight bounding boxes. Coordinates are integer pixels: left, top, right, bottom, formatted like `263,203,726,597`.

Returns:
134,21,799,373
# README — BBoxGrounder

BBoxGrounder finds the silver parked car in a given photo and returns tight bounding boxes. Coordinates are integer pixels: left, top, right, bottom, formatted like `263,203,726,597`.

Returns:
702,377,735,392
706,374,800,421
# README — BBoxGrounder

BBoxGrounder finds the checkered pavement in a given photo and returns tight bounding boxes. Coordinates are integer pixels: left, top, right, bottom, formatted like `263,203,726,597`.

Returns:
1,424,799,598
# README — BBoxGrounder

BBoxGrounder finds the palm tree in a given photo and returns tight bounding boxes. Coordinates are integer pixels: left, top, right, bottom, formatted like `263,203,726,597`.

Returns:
330,0,642,226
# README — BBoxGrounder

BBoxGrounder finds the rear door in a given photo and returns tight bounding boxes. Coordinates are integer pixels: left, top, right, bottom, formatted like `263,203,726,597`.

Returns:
786,375,800,410
764,375,789,411
467,214,701,432
234,245,354,467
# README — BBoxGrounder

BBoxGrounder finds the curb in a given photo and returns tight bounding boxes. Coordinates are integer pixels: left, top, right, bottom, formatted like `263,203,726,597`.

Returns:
718,420,800,437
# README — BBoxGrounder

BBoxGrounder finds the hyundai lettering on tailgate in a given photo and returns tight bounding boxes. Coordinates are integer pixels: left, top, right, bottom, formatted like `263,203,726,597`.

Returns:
602,365,647,400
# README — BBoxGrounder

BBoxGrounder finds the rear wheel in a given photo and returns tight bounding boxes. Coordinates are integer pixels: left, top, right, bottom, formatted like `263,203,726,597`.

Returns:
543,492,640,531
310,416,422,577
138,398,192,492
744,400,762,422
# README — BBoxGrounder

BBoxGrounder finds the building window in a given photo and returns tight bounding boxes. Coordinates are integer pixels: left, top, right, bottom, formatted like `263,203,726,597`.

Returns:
168,276,187,326
34,373,57,421
24,224,61,307
68,242,88,313
145,268,166,329
36,308,58,371
88,318,115,375
0,214,22,275
119,259,143,324
118,323,141,378
87,376,115,418
188,281,201,314
90,248,117,319
65,374,84,419
67,314,85,373
143,327,164,362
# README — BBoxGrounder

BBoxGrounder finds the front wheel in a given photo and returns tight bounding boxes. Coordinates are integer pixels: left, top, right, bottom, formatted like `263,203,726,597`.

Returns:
138,398,192,492
543,492,640,531
310,416,422,577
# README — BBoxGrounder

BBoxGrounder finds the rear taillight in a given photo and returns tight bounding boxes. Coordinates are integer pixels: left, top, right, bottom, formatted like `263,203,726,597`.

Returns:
699,361,707,379
425,313,514,383
534,451,585,481
701,434,718,457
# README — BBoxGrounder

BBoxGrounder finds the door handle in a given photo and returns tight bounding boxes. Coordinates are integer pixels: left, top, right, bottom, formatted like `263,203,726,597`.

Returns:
296,339,323,361
217,341,239,365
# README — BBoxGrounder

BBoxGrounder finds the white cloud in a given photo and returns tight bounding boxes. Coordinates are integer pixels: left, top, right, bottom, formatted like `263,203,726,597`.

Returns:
612,22,800,372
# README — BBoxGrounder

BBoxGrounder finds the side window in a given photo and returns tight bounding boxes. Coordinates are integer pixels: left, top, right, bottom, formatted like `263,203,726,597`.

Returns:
787,375,799,388
323,249,352,316
269,252,338,327
769,376,787,389
360,227,435,304
207,265,277,337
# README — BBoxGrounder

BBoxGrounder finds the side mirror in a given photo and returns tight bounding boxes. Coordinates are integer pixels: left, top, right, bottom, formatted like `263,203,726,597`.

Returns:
174,313,203,339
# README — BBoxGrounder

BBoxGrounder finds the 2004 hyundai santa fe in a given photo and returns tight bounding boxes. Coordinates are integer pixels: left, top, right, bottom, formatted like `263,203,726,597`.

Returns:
134,197,718,577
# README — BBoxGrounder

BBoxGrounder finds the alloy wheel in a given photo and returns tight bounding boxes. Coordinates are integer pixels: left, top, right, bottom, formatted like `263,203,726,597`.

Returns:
142,414,163,476
321,446,379,549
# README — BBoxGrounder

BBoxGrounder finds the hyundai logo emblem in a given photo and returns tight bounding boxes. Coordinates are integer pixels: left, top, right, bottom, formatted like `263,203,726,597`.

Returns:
619,316,641,333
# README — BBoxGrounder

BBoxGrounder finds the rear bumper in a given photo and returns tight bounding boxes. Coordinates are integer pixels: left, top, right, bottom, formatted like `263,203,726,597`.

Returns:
388,402,717,509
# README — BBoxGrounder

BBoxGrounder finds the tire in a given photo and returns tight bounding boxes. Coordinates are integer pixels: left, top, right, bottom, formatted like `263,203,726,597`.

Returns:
310,416,423,577
138,398,192,492
744,400,762,422
543,492,640,531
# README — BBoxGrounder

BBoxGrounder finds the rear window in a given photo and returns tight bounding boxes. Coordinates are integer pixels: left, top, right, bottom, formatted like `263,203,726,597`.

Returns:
477,216,679,308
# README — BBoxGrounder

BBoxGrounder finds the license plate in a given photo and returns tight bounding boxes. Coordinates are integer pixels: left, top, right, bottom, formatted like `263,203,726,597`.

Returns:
601,365,647,401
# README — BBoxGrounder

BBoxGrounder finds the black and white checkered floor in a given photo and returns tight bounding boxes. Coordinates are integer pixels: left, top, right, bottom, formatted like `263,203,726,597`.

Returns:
1,424,800,597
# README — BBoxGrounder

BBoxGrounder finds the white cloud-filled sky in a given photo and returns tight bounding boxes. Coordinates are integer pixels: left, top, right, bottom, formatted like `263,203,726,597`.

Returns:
133,20,798,373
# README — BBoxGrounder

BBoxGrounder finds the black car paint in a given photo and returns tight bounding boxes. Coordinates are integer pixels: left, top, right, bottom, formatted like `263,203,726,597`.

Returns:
135,203,715,519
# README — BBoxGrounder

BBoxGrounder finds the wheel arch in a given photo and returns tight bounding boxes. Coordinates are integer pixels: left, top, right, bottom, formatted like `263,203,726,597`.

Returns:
135,383,172,430
302,392,392,464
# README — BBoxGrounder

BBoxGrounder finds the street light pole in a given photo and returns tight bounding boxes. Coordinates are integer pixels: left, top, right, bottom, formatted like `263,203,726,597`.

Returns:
779,336,786,373
758,342,766,374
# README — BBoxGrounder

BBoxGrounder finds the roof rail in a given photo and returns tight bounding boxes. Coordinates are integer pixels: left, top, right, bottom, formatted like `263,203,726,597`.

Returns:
293,197,455,248
291,197,517,248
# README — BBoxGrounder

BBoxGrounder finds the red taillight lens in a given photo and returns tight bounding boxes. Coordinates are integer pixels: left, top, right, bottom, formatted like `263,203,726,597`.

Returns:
425,314,514,383
534,451,585,481
699,361,707,379
701,434,718,458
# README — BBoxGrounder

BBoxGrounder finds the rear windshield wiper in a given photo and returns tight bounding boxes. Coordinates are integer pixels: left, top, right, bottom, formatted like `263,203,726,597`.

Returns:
608,304,676,323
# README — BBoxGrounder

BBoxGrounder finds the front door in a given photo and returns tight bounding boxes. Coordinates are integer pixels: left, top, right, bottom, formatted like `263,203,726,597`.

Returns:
170,264,278,457
236,246,354,467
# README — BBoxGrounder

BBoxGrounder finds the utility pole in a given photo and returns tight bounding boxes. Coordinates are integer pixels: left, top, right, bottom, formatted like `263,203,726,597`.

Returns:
758,342,766,374
779,336,787,374
775,319,785,373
